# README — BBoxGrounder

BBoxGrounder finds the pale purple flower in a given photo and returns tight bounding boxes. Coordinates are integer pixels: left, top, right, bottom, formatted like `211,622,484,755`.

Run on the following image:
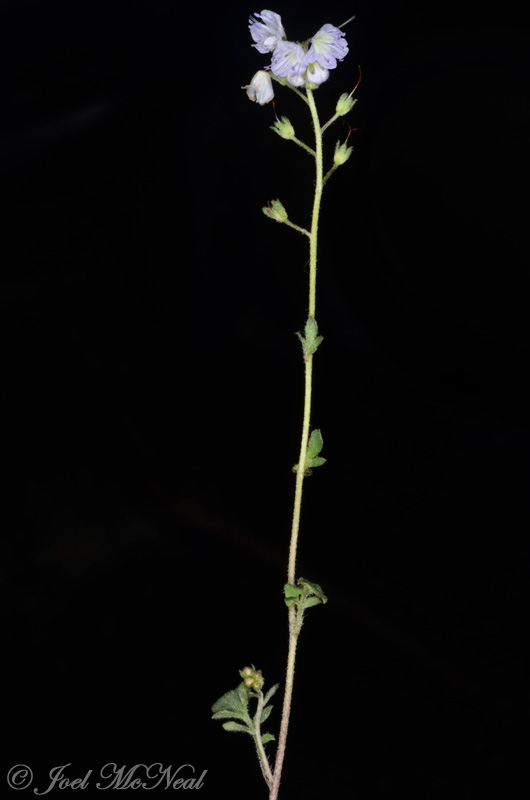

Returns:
247,12,350,91
305,61,329,85
271,40,308,87
306,23,349,70
249,10,286,54
242,70,274,105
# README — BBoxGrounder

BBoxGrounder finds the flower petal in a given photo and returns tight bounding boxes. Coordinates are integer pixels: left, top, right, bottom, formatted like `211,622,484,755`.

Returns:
242,70,275,105
249,10,286,54
306,61,329,85
271,40,308,86
306,23,348,70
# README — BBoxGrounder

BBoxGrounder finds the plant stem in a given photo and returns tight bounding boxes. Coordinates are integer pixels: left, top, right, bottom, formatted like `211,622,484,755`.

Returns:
291,136,316,157
306,87,323,319
283,219,311,238
254,691,274,788
269,86,324,800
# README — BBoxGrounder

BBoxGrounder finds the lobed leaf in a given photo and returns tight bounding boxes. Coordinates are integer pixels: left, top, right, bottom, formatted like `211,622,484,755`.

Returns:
211,685,249,716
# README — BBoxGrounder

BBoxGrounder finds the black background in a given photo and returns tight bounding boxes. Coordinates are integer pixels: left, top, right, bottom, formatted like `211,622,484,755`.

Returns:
2,1,530,797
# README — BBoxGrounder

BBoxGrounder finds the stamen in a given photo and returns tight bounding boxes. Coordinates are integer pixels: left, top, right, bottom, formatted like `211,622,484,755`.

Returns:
338,14,356,29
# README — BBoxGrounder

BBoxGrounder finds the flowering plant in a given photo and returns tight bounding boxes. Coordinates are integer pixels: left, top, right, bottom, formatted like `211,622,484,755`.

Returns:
213,10,358,800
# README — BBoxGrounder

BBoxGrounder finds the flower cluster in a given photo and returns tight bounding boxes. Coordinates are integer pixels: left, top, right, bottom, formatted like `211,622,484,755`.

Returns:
243,10,349,104
240,666,265,691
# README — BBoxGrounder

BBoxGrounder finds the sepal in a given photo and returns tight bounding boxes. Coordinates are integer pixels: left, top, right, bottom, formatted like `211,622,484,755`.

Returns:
335,92,357,116
262,199,288,223
333,140,353,166
271,116,295,140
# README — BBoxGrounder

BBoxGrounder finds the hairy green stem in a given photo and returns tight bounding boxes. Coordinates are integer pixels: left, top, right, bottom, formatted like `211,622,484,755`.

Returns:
291,136,316,157
306,87,323,318
254,691,274,788
269,86,324,800
283,219,311,238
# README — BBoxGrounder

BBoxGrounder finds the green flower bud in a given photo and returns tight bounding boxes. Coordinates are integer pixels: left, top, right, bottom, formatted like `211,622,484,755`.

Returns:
333,140,353,166
262,198,288,223
271,115,295,140
335,93,357,116
239,666,265,691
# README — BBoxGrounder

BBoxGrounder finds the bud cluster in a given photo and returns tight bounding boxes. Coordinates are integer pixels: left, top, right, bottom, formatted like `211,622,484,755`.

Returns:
240,666,265,691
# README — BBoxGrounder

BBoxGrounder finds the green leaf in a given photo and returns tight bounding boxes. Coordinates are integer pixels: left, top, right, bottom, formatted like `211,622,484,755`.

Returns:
211,685,249,716
298,577,328,604
263,683,279,705
304,431,326,470
261,733,276,744
211,709,249,722
284,582,301,606
303,596,324,608
292,430,326,473
298,577,324,593
303,317,323,355
310,337,323,355
296,317,323,357
307,456,326,469
260,704,274,724
284,583,301,598
306,429,324,459
237,682,251,707
222,721,253,734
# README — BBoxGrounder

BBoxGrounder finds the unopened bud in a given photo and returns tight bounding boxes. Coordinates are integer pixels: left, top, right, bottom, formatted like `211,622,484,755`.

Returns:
239,666,264,691
335,93,357,116
333,140,353,166
271,116,295,140
262,198,288,223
